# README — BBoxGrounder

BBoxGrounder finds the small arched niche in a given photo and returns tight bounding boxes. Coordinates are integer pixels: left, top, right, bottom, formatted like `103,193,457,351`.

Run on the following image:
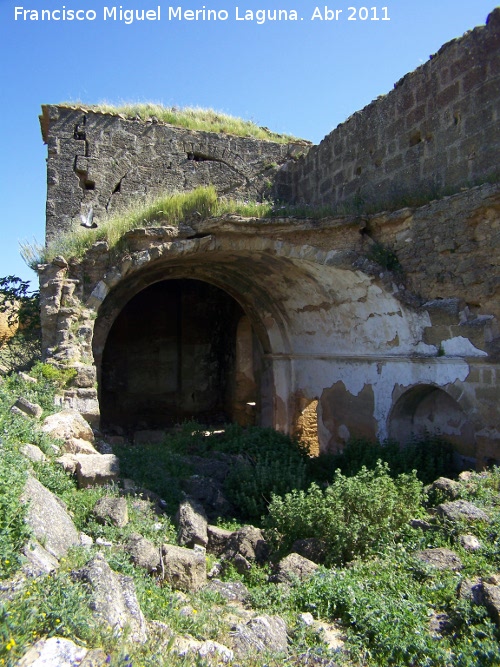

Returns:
99,278,261,432
389,385,476,469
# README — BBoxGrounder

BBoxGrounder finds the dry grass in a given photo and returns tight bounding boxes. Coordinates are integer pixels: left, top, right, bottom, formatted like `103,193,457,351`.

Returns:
62,101,303,144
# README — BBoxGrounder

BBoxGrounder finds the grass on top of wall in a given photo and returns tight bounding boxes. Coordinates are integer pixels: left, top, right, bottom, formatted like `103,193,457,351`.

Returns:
30,186,276,267
62,102,304,144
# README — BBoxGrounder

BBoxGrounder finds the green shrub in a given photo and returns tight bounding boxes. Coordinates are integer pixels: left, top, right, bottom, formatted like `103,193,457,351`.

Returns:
0,444,29,579
265,461,424,565
309,434,455,485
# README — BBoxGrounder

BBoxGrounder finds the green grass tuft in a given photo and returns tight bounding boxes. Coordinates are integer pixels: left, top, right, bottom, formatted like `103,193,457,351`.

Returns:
63,101,303,144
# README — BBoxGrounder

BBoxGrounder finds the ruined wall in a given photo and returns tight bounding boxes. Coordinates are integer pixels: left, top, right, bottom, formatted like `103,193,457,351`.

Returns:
278,8,500,209
40,104,307,242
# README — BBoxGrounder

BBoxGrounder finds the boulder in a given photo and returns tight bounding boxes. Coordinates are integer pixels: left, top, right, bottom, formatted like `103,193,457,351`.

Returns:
15,637,103,667
21,475,79,560
182,475,234,519
415,548,463,571
291,538,327,564
176,498,208,548
460,534,482,551
125,533,161,573
12,397,43,420
93,496,128,527
428,477,461,499
75,454,120,488
271,553,319,584
173,636,233,663
223,525,269,565
61,438,99,455
482,582,500,627
22,540,60,576
161,543,207,592
20,444,46,463
205,579,250,603
55,454,79,474
436,500,490,523
207,525,234,556
41,408,94,445
74,553,147,643
231,614,288,656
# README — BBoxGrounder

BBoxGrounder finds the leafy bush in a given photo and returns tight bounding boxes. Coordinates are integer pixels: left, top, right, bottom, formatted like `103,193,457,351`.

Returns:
265,462,424,565
0,276,41,373
309,434,455,485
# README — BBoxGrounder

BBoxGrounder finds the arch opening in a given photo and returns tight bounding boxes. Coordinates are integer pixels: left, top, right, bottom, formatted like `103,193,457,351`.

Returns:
100,278,262,432
389,385,477,469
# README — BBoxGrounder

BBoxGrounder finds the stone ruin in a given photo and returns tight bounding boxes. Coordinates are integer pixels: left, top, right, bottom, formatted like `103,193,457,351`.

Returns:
38,8,500,467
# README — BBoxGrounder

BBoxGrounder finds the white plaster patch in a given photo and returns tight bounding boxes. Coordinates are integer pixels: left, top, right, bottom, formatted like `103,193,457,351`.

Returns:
442,336,488,357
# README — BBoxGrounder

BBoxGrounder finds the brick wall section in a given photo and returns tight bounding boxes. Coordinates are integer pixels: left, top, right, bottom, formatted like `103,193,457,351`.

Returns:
279,8,500,208
40,105,306,243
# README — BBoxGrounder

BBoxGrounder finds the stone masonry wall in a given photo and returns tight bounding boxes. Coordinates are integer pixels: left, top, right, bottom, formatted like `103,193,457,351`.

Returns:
278,7,500,209
40,105,307,243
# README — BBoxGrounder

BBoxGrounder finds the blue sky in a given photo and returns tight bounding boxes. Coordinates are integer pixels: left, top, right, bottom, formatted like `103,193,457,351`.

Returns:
0,0,496,283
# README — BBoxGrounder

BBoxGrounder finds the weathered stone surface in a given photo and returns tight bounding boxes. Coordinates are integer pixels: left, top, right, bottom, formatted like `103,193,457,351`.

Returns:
205,578,250,603
224,525,269,565
74,552,147,643
20,444,46,463
125,533,161,573
436,500,490,523
22,540,59,576
428,477,462,499
291,538,327,564
458,578,484,604
16,637,97,667
55,453,79,474
176,498,208,548
207,525,234,556
93,496,128,527
18,372,37,384
482,582,500,626
41,408,94,444
460,534,483,551
75,454,120,488
231,614,288,656
182,476,234,519
161,543,207,591
61,437,98,455
13,397,43,420
21,475,79,560
271,553,319,584
173,636,234,663
416,548,463,571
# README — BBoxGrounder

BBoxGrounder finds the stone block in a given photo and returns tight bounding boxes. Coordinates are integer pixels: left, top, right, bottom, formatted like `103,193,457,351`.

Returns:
76,454,120,488
161,543,207,591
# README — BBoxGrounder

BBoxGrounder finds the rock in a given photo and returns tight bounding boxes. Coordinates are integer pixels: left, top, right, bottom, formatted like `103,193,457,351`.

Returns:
428,477,462,499
16,637,90,667
182,475,234,519
458,578,484,604
409,518,434,531
125,533,161,573
71,362,96,389
482,583,500,627
76,454,120,488
415,548,463,571
460,534,482,551
18,372,37,384
61,437,98,455
176,498,208,548
161,543,207,592
41,408,94,445
95,538,113,547
173,636,233,663
93,496,128,527
223,525,269,565
436,500,490,523
74,553,147,643
22,540,60,576
291,538,328,564
55,454,79,474
80,533,94,547
21,475,79,560
271,553,319,584
12,397,43,420
429,611,452,637
231,614,288,656
207,525,234,556
205,578,250,603
20,444,47,463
